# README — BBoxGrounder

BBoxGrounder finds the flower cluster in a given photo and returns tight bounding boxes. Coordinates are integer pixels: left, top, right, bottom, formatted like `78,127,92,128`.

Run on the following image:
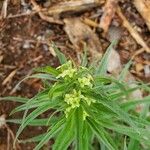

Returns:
56,61,95,120
64,89,95,119
78,74,93,88
56,61,76,79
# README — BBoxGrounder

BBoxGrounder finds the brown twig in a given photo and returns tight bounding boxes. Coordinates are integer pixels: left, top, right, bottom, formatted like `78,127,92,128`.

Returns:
0,0,9,18
2,69,17,86
117,6,150,53
31,0,63,24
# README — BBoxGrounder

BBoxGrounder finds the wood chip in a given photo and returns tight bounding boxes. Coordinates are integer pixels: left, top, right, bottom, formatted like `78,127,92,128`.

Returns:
31,0,104,24
2,69,17,85
135,63,144,72
117,6,150,53
0,55,4,63
46,0,104,16
99,0,118,34
0,0,9,19
134,0,150,31
0,115,6,128
82,17,99,28
64,18,102,59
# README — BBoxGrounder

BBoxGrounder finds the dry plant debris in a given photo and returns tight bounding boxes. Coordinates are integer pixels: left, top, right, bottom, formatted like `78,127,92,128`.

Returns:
0,0,9,19
99,0,118,34
117,6,150,54
134,0,150,31
2,69,17,86
64,18,102,59
0,115,20,150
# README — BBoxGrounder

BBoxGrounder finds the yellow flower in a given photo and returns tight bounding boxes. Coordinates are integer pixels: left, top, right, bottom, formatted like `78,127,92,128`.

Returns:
56,61,77,79
64,107,72,118
83,111,89,120
57,68,76,79
78,74,93,88
64,90,80,108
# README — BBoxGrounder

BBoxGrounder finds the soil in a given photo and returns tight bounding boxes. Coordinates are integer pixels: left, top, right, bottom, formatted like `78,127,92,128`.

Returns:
0,0,149,150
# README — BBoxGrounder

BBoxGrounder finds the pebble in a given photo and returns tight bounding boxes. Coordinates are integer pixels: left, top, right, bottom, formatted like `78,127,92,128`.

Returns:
144,65,150,77
22,40,31,49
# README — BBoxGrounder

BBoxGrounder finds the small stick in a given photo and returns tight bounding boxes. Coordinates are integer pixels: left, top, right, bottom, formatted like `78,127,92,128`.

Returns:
0,0,9,18
117,6,150,53
31,0,63,24
82,17,99,28
131,48,144,59
2,69,17,85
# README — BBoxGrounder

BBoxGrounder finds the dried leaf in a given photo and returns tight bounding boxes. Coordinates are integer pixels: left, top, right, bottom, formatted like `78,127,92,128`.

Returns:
64,18,102,59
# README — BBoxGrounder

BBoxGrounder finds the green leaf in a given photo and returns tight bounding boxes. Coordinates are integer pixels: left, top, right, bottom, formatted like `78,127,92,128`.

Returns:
95,40,117,75
81,44,88,67
19,133,47,143
34,118,65,150
14,103,54,144
82,122,92,150
75,107,84,150
123,137,128,150
85,91,139,132
121,95,150,111
99,120,150,145
48,82,72,99
0,96,28,103
19,133,46,144
34,66,60,76
53,113,75,150
25,73,57,81
87,118,117,150
119,60,132,81
7,118,49,126
10,95,62,115
52,42,67,64
13,73,57,92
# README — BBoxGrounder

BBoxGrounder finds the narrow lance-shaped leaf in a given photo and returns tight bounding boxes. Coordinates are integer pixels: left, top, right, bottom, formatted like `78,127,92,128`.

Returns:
52,42,67,64
87,118,117,150
34,118,65,150
75,107,84,150
53,112,75,150
95,40,117,76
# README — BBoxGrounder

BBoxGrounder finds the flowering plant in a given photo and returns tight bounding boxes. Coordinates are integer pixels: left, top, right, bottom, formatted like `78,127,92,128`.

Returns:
1,42,150,150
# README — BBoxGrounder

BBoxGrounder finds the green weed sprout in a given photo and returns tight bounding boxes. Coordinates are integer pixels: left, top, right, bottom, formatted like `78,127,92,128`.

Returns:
1,41,150,150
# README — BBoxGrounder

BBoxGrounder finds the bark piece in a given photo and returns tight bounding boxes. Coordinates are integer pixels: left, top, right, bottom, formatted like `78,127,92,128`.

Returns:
134,0,150,31
45,0,104,16
31,0,104,24
64,18,102,59
2,69,17,85
99,0,118,34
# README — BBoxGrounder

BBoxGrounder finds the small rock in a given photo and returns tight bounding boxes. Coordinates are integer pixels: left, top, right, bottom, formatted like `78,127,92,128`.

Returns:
43,1,51,8
144,65,150,77
0,115,6,128
107,48,121,73
130,84,143,99
43,44,49,51
22,40,31,49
